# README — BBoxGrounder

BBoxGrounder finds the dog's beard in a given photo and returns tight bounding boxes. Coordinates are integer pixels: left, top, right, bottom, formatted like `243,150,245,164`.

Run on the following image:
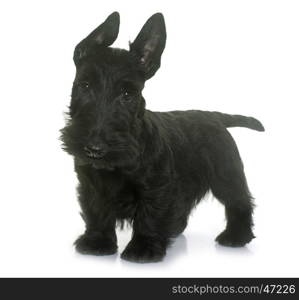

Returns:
61,124,141,172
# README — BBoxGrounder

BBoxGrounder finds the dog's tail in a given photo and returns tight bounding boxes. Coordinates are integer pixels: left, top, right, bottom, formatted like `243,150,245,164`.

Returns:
210,111,265,132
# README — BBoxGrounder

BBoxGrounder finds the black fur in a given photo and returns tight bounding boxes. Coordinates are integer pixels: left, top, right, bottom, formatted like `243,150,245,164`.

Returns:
61,12,264,263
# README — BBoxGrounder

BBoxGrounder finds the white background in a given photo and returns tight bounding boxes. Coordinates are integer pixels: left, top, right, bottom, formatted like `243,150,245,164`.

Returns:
0,0,298,277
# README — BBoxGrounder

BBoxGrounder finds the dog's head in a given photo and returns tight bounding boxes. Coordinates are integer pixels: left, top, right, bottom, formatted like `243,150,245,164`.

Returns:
61,12,166,171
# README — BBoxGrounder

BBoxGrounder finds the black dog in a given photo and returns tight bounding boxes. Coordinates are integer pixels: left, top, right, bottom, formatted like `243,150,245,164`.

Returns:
61,12,264,263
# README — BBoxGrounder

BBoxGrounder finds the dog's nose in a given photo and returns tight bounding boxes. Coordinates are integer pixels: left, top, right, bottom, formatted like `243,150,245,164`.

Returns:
84,144,107,159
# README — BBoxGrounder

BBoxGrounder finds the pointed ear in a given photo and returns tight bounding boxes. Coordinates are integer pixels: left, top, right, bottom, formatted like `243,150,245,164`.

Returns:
74,12,120,61
130,13,166,80
86,11,120,46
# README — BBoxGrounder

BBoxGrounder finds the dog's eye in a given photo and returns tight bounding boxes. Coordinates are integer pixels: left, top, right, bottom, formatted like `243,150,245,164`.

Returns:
122,91,132,102
78,81,90,90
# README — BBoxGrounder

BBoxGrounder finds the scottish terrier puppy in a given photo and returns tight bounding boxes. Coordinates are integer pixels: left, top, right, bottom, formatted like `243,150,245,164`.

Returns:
61,12,264,263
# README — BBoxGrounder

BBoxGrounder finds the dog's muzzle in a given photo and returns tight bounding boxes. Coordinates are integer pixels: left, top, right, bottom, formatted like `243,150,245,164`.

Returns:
84,144,107,159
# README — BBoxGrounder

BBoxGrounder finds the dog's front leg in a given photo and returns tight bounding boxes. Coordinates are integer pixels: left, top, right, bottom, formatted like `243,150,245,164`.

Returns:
121,194,170,263
74,164,117,256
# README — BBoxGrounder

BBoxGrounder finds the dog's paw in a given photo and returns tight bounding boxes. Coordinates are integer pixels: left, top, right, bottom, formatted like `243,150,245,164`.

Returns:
121,237,166,263
216,229,255,247
75,233,117,256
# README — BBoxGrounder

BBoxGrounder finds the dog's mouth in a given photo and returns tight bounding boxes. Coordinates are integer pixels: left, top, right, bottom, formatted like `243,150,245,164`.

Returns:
86,157,115,171
74,155,115,171
90,160,115,171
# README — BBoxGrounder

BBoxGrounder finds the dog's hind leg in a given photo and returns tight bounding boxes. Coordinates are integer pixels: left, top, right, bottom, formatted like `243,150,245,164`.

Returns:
208,134,255,247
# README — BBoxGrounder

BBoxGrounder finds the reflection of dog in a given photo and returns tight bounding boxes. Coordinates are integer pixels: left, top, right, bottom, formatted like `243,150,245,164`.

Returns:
61,12,264,262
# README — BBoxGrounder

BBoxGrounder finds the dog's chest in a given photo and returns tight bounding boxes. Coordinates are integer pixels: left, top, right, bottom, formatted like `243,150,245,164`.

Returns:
113,186,138,220
106,175,139,220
